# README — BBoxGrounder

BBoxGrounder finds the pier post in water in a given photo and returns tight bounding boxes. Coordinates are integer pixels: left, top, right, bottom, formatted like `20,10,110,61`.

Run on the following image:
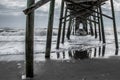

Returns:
83,19,88,34
99,6,106,43
93,13,97,38
85,20,88,34
75,17,80,33
66,16,72,40
97,8,102,41
56,0,65,49
72,19,75,35
45,0,55,58
61,7,68,44
110,0,119,49
25,0,35,78
89,16,94,36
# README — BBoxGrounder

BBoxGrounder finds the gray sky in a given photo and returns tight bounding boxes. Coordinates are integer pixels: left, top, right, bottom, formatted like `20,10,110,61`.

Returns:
0,0,120,29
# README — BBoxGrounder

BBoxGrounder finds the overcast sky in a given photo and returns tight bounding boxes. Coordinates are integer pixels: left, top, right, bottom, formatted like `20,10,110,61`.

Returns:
0,0,120,29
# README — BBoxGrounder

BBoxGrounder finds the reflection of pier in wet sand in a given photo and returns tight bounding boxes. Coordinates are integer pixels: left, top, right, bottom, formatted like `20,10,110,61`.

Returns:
51,45,119,60
0,45,120,80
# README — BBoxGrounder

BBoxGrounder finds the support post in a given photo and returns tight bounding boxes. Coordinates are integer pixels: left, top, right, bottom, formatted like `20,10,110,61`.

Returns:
66,16,72,40
75,17,80,33
98,46,101,56
83,19,88,34
97,8,102,41
99,6,106,43
56,0,64,49
45,0,55,58
85,20,88,34
25,0,35,78
102,45,106,57
89,16,94,36
72,19,75,35
61,7,68,44
93,13,98,38
110,0,119,49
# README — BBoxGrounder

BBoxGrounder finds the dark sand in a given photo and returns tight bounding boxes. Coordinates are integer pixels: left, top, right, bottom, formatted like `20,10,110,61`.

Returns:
0,61,24,80
0,58,120,80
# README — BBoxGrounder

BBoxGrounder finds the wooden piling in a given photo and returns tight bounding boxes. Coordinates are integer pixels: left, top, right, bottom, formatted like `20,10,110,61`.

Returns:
110,0,119,49
97,8,102,41
45,0,55,58
98,46,101,56
93,13,97,38
83,20,88,34
85,20,88,34
94,48,97,57
61,7,68,44
75,17,80,33
56,0,65,49
99,6,106,43
72,19,75,35
70,19,74,34
102,45,106,57
66,16,72,40
115,49,119,55
89,17,94,36
25,0,35,78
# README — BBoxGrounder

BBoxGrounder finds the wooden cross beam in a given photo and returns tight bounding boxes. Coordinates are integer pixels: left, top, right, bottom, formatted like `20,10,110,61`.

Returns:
83,17,99,24
62,14,99,24
23,0,50,15
65,0,113,19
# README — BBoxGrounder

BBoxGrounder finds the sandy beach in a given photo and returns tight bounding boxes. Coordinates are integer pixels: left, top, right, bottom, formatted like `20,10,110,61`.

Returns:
0,28,119,80
0,57,120,80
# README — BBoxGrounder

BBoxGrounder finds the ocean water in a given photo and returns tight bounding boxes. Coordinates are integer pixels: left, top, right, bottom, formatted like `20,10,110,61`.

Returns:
0,27,120,61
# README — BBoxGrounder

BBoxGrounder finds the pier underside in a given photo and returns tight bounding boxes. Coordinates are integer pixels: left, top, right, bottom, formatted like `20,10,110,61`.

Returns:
66,0,107,18
23,0,119,78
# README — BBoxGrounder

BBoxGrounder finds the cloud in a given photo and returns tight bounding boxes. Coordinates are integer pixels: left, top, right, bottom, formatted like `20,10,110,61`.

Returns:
0,0,26,16
0,0,62,16
0,0,119,28
0,0,26,8
0,0,119,16
103,0,120,11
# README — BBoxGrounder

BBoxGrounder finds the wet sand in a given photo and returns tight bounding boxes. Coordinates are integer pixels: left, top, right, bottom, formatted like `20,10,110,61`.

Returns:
0,61,24,80
0,58,120,80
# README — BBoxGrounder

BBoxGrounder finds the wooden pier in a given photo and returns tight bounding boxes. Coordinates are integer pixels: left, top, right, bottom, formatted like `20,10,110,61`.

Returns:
23,0,119,78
